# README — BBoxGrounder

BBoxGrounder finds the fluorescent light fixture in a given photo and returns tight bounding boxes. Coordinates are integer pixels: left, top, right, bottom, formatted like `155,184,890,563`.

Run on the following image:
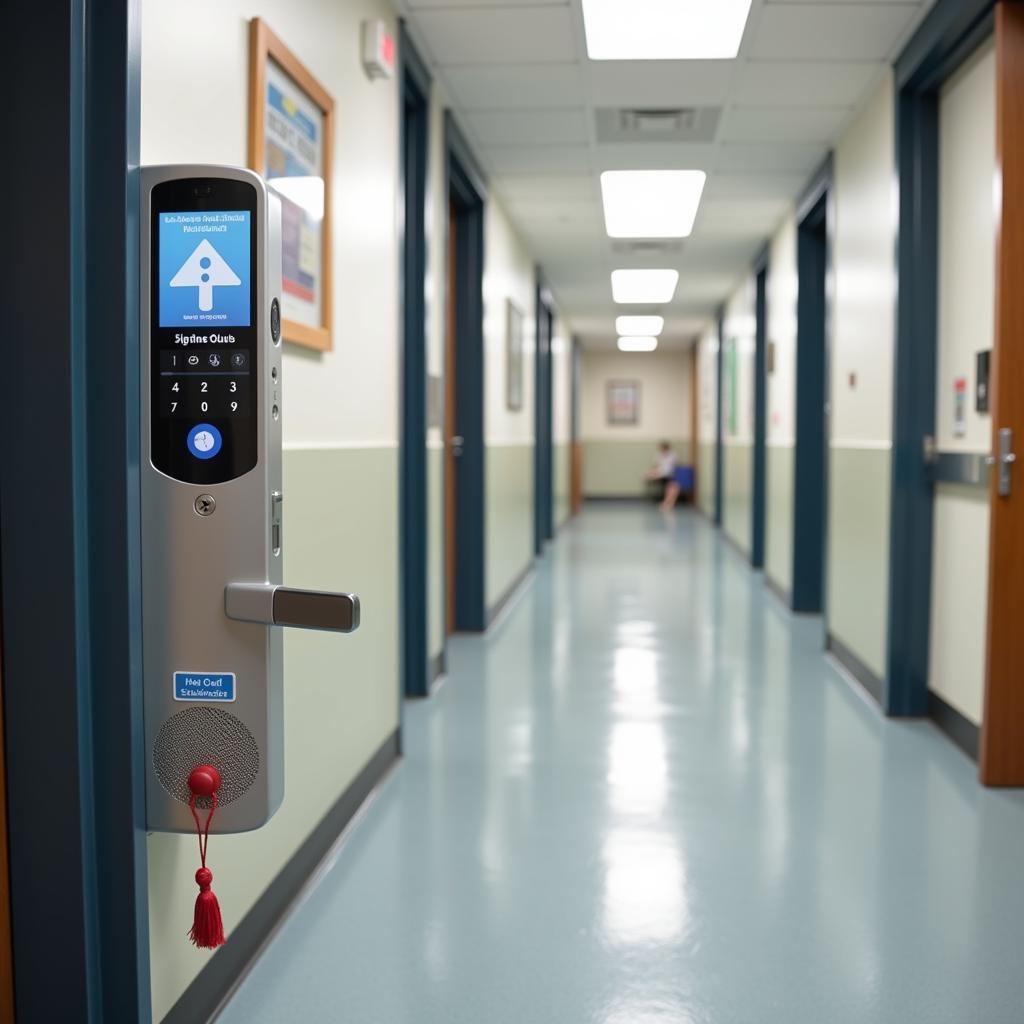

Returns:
616,315,664,336
600,170,706,238
582,0,753,60
618,336,658,352
611,269,679,304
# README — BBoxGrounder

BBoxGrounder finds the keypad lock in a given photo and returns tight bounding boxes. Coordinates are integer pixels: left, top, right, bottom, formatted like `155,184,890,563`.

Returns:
141,166,360,835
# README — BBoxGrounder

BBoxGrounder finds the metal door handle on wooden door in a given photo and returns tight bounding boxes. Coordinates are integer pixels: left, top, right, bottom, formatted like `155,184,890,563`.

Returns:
986,428,1016,498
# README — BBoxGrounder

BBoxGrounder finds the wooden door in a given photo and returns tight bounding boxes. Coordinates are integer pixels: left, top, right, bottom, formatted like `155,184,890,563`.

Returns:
981,3,1024,783
445,201,458,634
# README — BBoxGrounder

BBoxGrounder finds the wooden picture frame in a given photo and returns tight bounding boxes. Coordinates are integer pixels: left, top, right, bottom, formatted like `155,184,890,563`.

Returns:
607,380,641,425
249,18,334,352
506,299,524,411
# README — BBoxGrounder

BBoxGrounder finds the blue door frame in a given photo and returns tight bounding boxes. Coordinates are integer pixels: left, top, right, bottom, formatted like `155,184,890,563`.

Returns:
886,0,996,720
714,310,725,525
2,0,150,1019
534,281,555,553
399,27,432,696
792,160,833,615
752,259,769,568
445,115,488,632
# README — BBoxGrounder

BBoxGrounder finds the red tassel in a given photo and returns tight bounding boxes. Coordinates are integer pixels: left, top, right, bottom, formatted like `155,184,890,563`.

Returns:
189,867,226,949
187,764,227,949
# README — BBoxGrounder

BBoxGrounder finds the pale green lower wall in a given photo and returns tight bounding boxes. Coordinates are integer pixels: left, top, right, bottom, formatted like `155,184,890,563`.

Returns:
148,446,400,1021
765,443,794,597
487,443,534,610
722,441,753,555
554,441,571,528
827,446,892,679
582,438,692,497
697,441,716,518
428,443,444,662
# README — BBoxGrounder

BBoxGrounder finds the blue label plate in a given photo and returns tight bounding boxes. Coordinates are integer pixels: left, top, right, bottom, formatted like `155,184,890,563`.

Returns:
173,671,236,702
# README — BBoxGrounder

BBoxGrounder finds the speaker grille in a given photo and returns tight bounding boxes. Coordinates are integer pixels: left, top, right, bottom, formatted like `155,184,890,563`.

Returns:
153,707,260,807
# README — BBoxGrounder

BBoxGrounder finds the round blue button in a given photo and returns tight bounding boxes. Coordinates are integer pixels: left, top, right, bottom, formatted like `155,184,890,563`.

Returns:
187,423,222,460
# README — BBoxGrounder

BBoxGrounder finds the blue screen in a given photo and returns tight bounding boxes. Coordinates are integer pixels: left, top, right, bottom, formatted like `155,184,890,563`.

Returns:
159,211,251,327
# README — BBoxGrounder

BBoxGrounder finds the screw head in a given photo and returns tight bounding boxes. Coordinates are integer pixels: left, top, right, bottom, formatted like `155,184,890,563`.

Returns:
195,494,216,516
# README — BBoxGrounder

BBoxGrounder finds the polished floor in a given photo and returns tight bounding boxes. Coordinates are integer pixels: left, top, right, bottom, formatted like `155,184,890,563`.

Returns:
221,507,1024,1024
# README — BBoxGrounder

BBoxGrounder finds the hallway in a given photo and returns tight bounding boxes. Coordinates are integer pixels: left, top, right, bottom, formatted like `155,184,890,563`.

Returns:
221,507,1024,1024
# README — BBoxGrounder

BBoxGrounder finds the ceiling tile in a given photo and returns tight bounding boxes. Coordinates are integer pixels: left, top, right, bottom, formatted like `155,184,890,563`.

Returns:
721,105,852,143
750,4,919,61
415,8,577,65
716,142,825,174
493,174,598,202
586,62,736,108
465,109,590,146
484,145,592,174
736,60,882,105
443,64,586,109
705,172,807,200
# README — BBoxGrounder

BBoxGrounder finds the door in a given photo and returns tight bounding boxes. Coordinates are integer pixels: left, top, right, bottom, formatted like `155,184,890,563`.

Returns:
445,200,458,634
792,190,829,613
981,5,1024,784
926,36,995,754
0,630,13,1022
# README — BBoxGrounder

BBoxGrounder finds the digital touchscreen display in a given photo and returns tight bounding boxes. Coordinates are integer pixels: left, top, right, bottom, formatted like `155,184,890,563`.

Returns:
159,211,251,327
150,179,258,485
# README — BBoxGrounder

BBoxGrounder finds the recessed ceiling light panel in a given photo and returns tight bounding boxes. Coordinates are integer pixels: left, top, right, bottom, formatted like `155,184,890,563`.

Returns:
582,0,753,61
618,336,659,352
611,269,679,304
616,315,664,336
600,170,706,238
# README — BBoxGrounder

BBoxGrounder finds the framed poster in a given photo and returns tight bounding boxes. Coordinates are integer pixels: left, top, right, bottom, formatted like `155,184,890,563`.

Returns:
607,380,640,426
249,18,334,351
506,300,524,411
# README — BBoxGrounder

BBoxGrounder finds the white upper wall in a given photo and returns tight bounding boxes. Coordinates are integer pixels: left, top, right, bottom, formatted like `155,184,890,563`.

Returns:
552,315,573,446
936,39,997,453
722,276,757,445
697,326,719,445
141,0,400,450
832,70,897,447
767,212,798,446
580,350,691,442
485,199,537,445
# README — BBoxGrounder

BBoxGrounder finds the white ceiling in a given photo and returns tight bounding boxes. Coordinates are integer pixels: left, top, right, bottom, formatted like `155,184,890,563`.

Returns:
396,0,935,350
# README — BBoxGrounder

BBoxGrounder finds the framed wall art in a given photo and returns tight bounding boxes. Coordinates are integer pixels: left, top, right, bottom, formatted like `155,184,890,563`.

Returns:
249,18,334,351
607,380,640,425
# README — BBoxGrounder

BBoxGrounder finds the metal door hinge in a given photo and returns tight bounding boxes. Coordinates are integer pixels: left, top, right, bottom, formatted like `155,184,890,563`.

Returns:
994,427,1016,498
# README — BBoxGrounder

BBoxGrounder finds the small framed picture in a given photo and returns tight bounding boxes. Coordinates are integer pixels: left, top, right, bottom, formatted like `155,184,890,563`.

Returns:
506,300,524,411
249,18,334,352
607,380,640,425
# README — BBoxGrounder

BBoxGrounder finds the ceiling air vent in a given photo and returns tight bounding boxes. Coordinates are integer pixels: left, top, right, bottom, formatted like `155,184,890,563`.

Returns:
595,107,721,144
611,240,684,256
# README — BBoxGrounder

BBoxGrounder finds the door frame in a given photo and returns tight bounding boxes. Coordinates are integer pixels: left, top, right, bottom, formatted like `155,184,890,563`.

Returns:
886,0,1004,770
534,279,555,553
570,336,583,516
752,253,770,568
445,114,488,632
2,0,151,1018
398,26,432,697
792,159,834,615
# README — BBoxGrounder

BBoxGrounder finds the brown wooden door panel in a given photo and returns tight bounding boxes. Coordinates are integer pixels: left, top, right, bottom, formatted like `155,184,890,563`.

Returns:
981,3,1024,784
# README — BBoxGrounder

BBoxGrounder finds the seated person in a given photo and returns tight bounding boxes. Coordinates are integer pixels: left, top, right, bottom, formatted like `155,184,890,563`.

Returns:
645,441,677,502
661,463,695,511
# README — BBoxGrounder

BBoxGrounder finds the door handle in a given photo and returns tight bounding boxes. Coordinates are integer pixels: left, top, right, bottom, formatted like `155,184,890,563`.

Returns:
450,435,465,458
993,427,1016,498
225,583,360,633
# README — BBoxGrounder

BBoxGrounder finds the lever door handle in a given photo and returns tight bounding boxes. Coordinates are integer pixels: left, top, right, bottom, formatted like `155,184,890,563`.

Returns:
225,583,360,633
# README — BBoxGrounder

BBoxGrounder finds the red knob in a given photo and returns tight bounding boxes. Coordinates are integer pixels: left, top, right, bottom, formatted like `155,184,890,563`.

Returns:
187,764,221,797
